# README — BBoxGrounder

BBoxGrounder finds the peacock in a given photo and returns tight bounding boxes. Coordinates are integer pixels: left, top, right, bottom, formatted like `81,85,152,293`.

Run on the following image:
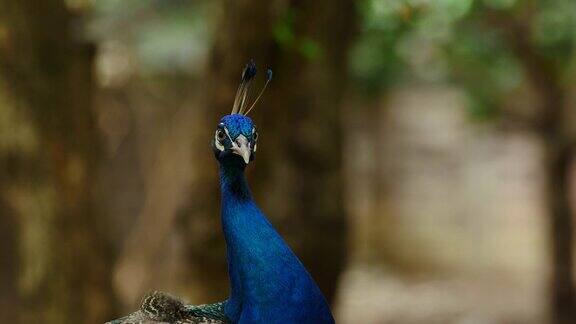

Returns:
107,61,335,324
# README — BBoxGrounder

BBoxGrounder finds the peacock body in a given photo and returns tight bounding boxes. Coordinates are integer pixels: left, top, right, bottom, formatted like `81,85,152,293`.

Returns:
108,62,334,324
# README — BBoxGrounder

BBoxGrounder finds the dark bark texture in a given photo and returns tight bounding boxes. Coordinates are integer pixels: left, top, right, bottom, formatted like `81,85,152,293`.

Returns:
0,197,19,323
0,1,116,322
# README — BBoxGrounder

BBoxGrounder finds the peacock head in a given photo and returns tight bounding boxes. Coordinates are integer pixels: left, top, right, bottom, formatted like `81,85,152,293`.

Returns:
213,114,258,166
212,60,272,167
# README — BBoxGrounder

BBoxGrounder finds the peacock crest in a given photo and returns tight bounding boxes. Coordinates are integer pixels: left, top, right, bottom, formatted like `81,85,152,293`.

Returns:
231,60,272,116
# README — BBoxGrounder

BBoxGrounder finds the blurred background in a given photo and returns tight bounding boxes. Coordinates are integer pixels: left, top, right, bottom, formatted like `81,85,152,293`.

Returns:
1,0,576,323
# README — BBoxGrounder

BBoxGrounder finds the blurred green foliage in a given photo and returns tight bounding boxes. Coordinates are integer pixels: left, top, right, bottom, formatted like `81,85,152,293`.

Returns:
351,0,576,120
273,9,324,60
89,0,576,118
90,0,213,74
273,9,297,49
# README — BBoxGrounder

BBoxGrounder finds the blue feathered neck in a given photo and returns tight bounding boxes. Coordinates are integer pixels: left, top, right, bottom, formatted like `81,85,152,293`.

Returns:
218,164,334,324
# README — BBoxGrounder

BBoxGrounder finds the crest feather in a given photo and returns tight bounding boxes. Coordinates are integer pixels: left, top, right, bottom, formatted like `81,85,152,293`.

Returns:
231,60,272,115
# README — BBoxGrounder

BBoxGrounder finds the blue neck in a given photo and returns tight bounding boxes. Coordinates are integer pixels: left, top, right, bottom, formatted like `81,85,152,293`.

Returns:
219,165,251,202
218,164,252,321
218,163,334,323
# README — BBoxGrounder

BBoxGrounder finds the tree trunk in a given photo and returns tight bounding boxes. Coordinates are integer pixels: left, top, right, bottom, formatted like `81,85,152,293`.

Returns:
0,1,116,322
182,0,356,304
516,40,576,324
545,138,576,324
536,62,575,324
480,8,576,322
0,196,19,323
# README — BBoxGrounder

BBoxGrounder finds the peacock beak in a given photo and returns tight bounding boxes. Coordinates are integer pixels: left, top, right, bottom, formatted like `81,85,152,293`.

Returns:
231,134,251,164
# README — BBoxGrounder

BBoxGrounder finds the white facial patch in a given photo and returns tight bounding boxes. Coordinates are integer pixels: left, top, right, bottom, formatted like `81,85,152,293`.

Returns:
252,127,257,152
214,130,225,152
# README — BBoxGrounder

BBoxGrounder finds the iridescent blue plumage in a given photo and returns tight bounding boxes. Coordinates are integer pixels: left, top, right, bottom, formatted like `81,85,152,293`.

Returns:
216,115,334,324
107,64,333,324
220,115,254,139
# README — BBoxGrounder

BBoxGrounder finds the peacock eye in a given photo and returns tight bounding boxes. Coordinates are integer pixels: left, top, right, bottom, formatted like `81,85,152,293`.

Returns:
253,131,258,141
216,129,226,141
